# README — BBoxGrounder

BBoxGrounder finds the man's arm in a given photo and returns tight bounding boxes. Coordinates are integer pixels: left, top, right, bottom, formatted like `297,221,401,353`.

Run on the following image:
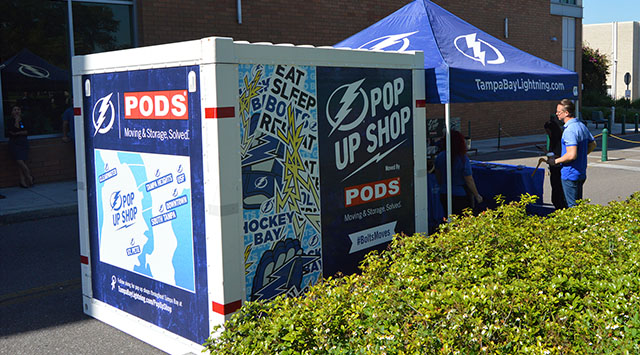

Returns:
551,145,577,165
587,140,596,154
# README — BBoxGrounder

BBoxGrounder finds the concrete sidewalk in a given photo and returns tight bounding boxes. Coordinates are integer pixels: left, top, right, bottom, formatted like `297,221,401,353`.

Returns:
0,121,633,224
0,180,78,224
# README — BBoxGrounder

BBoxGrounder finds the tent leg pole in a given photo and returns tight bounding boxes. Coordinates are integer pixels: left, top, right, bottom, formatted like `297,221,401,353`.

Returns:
0,71,4,131
445,103,452,219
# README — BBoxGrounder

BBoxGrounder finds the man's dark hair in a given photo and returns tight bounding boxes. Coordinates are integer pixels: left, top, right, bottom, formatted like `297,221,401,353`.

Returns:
559,99,575,117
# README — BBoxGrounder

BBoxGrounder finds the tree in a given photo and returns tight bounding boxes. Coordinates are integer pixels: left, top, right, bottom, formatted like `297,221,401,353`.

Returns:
582,45,609,96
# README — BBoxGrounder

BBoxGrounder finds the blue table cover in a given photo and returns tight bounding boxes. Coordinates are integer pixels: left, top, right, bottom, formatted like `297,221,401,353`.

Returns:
470,161,544,210
428,161,544,229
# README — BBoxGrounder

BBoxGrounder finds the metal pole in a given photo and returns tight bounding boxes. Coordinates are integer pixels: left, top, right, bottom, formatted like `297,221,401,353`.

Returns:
445,103,452,218
132,0,139,46
621,114,626,135
237,0,243,24
67,0,75,57
497,122,501,150
610,106,615,132
602,128,608,162
612,22,618,100
635,113,639,133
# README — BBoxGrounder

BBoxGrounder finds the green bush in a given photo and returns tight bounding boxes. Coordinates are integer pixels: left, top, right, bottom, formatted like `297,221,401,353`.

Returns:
582,90,613,108
205,194,640,354
582,105,639,123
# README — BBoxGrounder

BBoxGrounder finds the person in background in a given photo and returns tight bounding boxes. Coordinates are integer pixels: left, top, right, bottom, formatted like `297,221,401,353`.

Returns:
547,99,596,207
7,105,34,188
544,119,567,209
435,130,483,216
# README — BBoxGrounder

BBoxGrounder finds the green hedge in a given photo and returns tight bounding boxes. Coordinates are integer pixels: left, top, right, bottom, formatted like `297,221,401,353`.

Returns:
205,194,640,354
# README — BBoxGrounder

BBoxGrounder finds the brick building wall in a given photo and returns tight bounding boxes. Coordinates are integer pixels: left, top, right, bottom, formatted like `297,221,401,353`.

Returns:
1,138,75,187
137,0,581,141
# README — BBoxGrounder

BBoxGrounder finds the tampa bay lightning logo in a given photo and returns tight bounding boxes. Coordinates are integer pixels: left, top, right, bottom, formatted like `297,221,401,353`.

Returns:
110,191,124,211
18,63,50,79
254,176,269,189
325,79,368,136
357,31,418,52
454,33,505,66
92,93,115,136
260,199,274,214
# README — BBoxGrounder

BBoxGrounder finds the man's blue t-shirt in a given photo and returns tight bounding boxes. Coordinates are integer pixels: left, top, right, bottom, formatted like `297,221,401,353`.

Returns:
435,152,472,196
561,118,594,181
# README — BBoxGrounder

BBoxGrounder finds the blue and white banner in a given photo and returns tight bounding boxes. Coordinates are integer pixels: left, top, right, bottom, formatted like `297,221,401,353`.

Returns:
335,0,579,103
317,67,415,277
83,66,208,343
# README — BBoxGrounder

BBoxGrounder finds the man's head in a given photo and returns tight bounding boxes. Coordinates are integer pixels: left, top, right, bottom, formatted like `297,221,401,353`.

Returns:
556,99,575,123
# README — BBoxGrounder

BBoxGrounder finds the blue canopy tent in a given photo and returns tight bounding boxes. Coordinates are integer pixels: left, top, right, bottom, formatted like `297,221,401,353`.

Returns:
335,0,579,218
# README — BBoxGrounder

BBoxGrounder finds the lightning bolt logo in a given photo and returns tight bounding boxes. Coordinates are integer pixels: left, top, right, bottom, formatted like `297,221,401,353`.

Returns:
110,191,123,211
254,176,269,189
92,93,115,136
358,31,418,52
276,104,321,236
466,33,486,65
342,139,407,182
326,79,368,136
244,244,254,276
454,33,505,66
18,63,50,79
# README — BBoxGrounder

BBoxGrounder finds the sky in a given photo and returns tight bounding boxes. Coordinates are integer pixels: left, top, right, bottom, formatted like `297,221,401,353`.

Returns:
583,0,640,24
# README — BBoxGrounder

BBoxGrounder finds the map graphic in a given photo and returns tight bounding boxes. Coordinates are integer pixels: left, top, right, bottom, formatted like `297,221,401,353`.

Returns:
94,149,195,293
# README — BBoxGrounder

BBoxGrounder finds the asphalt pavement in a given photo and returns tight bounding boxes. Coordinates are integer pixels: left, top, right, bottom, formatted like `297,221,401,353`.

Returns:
0,214,165,355
1,121,639,354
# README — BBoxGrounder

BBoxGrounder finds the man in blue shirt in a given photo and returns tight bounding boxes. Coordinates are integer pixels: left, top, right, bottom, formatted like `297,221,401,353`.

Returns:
548,99,596,207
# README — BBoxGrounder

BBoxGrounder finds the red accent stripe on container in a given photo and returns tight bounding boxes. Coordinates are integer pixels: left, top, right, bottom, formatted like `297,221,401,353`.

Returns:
415,100,426,108
80,255,89,264
212,300,242,315
74,107,82,116
205,107,235,119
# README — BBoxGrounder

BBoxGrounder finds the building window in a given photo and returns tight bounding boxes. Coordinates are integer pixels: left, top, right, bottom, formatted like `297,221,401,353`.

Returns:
0,0,71,138
562,16,576,71
72,1,135,56
0,0,135,140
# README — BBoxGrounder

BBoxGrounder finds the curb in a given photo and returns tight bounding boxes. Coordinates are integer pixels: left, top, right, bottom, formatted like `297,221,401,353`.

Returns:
0,204,78,225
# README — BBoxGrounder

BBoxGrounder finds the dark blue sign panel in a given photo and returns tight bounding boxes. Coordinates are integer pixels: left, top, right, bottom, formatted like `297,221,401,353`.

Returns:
317,67,415,277
83,66,208,343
